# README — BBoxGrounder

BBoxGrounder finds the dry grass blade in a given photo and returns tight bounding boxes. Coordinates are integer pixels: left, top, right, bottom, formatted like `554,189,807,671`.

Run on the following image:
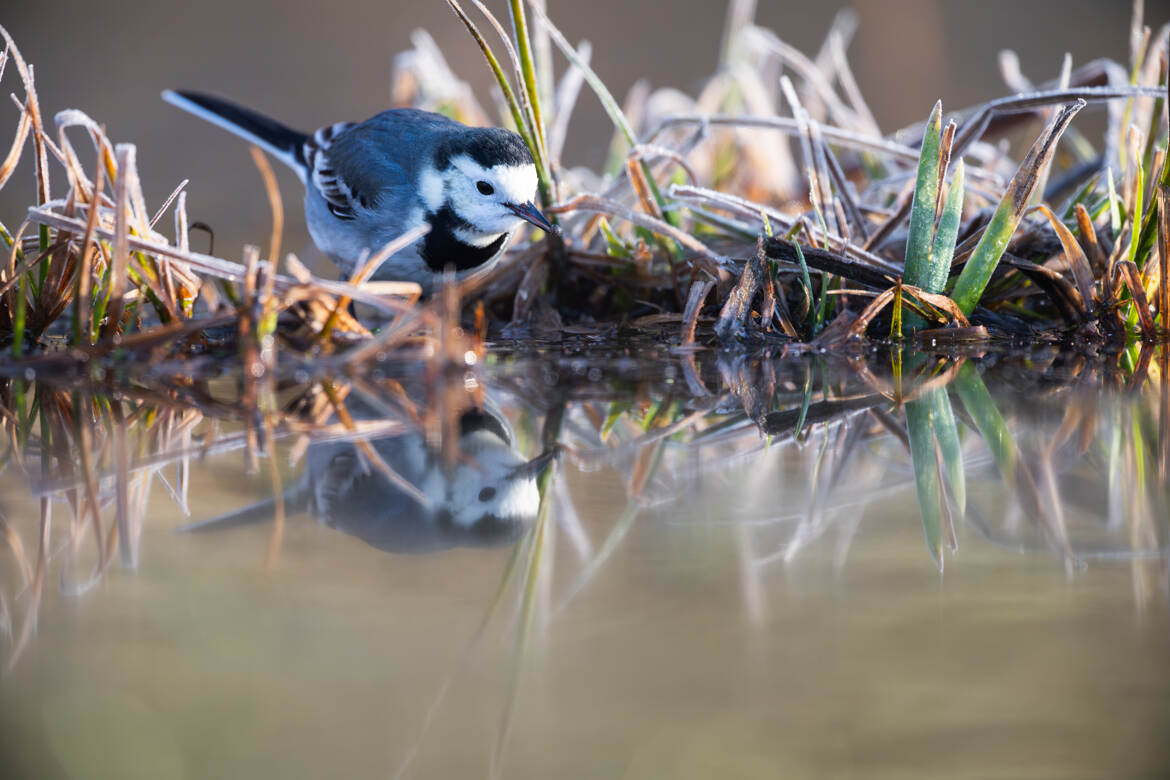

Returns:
0,108,30,192
863,179,915,253
951,100,1086,315
647,113,1005,184
746,26,866,129
780,76,838,237
6,511,48,673
28,208,415,316
547,39,589,160
324,388,431,510
0,236,58,299
262,413,285,570
844,286,897,339
950,85,1161,159
111,402,132,568
249,146,283,268
823,142,868,241
550,193,724,270
0,26,49,208
1074,202,1109,274
445,0,532,153
1032,204,1097,313
100,145,133,339
147,178,187,230
318,225,429,341
0,509,33,587
680,279,714,345
1112,260,1157,337
714,238,765,339
526,0,637,146
1158,186,1169,332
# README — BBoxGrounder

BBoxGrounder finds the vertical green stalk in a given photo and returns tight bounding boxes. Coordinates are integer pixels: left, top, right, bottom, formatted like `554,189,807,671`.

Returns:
953,362,1016,483
928,160,966,293
91,259,111,342
890,282,904,339
1128,160,1145,268
950,100,1085,316
791,240,815,337
905,397,944,570
12,273,26,357
794,361,813,440
903,101,942,291
508,0,547,156
36,224,49,295
929,386,965,516
527,1,679,229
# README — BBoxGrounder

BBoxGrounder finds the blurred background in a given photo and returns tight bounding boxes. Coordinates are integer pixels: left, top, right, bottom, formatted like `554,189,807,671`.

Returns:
1,0,1164,268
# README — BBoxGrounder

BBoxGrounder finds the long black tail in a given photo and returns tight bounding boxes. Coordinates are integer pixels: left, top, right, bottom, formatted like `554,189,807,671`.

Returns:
162,89,309,176
174,486,307,533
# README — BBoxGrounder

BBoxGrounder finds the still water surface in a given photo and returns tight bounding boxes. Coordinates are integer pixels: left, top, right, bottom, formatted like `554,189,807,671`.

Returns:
1,346,1168,778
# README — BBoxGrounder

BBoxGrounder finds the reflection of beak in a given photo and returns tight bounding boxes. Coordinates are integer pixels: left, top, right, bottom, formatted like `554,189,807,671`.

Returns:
506,201,559,234
507,447,559,480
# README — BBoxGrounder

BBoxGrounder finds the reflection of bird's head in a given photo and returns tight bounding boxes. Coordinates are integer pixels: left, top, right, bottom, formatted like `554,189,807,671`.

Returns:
307,406,543,553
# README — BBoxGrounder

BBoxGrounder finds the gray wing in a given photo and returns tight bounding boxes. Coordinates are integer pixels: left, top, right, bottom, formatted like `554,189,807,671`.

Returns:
304,123,362,220
305,109,462,221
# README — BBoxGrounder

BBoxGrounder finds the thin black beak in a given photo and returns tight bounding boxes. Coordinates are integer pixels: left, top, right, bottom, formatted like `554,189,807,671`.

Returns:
507,201,559,234
507,446,560,480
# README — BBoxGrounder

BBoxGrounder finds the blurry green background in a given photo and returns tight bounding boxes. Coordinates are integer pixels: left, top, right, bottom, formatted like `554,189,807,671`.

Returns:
0,0,1163,268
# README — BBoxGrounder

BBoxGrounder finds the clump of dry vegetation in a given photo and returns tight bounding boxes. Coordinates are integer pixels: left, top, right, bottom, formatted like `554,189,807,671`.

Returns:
1,2,1168,377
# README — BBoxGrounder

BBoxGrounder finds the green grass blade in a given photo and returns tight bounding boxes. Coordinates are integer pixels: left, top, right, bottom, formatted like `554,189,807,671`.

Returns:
1133,75,1170,264
792,241,815,336
465,0,552,202
526,0,636,146
600,401,629,441
35,224,49,296
557,503,640,609
927,385,965,516
928,160,965,294
951,100,1085,316
905,397,944,570
794,363,814,439
1128,155,1145,268
523,1,677,231
903,101,942,291
1106,167,1122,236
12,273,26,357
953,362,1017,484
508,0,547,154
445,1,534,158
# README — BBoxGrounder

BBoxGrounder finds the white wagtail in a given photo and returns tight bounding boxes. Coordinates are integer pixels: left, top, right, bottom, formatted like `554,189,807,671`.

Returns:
162,90,556,291
178,401,550,552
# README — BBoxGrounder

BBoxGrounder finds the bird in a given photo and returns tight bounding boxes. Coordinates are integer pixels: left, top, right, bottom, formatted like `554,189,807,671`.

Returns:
161,90,556,293
177,400,552,553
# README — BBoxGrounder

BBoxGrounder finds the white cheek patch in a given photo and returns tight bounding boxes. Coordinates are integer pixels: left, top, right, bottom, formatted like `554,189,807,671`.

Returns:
491,163,538,205
453,226,505,247
496,477,540,519
418,166,444,212
443,156,539,236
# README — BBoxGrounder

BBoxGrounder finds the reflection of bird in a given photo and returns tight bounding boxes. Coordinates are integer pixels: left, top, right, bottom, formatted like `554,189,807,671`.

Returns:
162,90,555,292
180,406,551,553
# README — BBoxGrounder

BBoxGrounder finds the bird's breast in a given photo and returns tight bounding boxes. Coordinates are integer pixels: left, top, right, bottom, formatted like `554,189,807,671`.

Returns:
421,206,509,272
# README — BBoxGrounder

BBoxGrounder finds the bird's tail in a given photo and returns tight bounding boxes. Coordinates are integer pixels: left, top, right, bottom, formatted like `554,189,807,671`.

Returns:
175,485,308,534
162,89,309,178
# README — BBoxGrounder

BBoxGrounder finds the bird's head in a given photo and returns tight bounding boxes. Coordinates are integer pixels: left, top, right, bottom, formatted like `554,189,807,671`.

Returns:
423,128,556,243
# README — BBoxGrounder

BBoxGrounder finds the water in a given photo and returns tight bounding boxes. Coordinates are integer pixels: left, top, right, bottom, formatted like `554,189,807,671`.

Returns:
1,345,1168,779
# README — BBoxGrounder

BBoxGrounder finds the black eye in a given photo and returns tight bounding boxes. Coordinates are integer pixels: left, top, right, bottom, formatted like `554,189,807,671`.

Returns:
478,487,497,502
476,180,494,196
